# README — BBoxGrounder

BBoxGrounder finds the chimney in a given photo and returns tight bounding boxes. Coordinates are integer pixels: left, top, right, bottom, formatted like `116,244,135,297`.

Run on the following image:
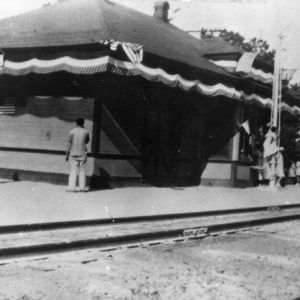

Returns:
154,1,170,23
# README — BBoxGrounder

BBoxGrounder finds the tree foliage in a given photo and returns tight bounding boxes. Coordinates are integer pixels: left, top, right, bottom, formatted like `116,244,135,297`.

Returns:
200,29,275,64
290,83,300,93
200,29,300,160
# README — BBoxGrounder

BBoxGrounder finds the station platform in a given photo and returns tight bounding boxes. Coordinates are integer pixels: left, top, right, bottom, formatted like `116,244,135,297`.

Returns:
1,179,300,226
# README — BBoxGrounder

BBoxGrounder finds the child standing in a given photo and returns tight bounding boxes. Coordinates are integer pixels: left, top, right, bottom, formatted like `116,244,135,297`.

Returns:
288,161,296,185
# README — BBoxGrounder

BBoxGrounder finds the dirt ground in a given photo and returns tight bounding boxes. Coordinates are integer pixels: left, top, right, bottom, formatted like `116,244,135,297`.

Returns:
2,181,300,226
0,221,299,300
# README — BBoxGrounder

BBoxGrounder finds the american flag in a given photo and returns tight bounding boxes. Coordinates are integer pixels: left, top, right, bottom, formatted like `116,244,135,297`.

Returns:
236,52,258,73
0,98,16,115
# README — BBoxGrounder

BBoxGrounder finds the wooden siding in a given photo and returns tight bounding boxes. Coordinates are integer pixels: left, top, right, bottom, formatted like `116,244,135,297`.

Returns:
0,95,142,178
99,105,140,156
0,151,94,175
202,162,232,179
0,96,94,151
93,158,142,178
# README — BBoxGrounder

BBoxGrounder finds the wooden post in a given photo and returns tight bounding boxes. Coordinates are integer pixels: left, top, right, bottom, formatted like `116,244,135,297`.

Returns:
91,94,103,155
232,104,242,161
232,132,240,161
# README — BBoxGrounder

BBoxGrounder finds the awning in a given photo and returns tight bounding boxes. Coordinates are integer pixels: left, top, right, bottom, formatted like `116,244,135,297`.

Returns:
1,46,299,115
0,0,298,114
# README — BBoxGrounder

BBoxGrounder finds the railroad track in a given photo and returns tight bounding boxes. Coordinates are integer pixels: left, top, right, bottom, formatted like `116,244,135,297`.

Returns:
2,203,300,234
1,204,300,258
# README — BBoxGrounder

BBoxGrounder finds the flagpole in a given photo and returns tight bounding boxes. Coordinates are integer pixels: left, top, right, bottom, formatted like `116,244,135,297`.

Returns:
268,33,282,189
272,34,282,130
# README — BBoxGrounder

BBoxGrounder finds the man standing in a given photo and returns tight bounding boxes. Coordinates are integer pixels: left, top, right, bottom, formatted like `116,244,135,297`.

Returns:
66,118,90,192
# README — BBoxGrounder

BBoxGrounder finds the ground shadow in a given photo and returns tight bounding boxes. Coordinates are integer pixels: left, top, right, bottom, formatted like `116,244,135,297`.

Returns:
88,167,113,191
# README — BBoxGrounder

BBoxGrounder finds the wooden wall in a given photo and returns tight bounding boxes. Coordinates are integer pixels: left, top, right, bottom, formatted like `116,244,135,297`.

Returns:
0,96,94,151
0,94,142,181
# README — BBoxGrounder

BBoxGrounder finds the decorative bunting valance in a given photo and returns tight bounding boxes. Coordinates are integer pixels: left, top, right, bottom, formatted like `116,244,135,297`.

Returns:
0,54,299,115
210,59,274,84
210,54,297,85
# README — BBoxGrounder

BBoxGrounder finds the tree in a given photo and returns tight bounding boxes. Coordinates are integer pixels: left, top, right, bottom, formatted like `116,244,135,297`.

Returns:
290,83,300,93
243,37,275,64
200,29,275,64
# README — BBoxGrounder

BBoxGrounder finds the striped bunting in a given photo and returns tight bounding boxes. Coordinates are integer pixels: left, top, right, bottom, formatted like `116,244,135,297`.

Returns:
245,68,273,84
209,59,237,69
236,52,258,73
0,56,299,115
0,98,16,115
210,59,273,84
211,59,298,84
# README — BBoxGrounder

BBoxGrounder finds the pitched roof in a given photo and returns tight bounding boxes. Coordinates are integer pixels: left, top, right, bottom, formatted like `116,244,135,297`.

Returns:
0,0,236,78
196,37,243,55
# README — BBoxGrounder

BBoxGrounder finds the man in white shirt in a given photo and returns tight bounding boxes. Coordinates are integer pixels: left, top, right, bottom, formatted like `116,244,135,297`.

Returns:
66,118,90,192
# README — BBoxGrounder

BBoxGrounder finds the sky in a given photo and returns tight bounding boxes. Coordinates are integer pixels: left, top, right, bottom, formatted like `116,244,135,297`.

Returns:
1,0,300,82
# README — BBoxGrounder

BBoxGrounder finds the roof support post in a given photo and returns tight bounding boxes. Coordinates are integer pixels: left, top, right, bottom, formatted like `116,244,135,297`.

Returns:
91,91,103,155
231,104,242,161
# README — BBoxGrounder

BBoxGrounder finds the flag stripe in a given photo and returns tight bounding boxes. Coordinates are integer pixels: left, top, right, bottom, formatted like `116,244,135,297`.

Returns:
0,98,16,115
236,52,258,73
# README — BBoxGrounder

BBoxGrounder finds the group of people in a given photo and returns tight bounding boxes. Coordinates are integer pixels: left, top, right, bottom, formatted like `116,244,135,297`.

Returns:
255,124,300,188
288,160,300,185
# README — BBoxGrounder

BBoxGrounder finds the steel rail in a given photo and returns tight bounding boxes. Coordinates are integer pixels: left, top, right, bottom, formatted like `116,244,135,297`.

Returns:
0,210,300,259
1,203,300,234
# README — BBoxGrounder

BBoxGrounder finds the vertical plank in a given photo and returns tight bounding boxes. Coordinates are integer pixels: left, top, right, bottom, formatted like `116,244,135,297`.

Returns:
91,94,103,154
